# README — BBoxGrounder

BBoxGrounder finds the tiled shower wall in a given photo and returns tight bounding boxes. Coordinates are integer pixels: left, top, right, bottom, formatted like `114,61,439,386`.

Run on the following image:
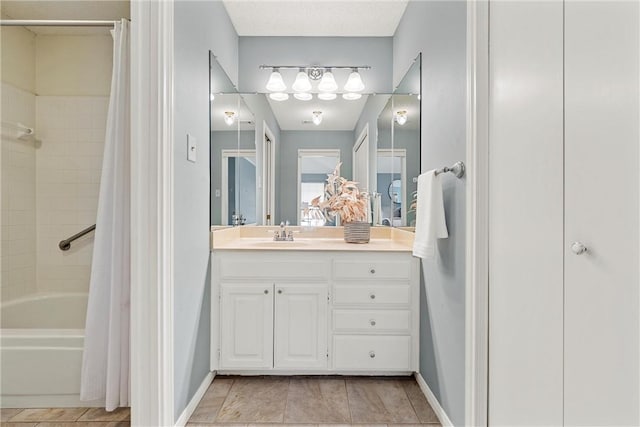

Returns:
1,83,37,301
35,96,107,294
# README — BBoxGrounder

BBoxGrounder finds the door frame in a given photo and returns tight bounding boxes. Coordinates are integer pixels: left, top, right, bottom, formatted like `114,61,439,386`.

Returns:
353,124,370,193
221,149,257,225
262,121,276,225
465,1,490,426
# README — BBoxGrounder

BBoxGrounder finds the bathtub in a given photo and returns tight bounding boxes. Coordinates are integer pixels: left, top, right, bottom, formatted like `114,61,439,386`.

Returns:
1,293,102,408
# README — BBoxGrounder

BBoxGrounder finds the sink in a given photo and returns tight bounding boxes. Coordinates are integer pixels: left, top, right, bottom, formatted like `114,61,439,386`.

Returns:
244,239,312,248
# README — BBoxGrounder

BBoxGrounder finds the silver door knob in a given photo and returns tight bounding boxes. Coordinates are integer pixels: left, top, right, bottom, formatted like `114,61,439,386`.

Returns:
277,289,283,294
571,242,588,255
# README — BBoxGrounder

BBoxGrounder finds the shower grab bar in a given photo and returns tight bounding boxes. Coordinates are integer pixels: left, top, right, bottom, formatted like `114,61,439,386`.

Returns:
59,224,96,251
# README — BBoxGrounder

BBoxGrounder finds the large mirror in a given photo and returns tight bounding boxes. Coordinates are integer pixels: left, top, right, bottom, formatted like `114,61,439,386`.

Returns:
210,51,421,228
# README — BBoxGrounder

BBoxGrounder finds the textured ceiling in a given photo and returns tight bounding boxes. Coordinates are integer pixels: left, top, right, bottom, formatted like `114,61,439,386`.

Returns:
223,0,408,37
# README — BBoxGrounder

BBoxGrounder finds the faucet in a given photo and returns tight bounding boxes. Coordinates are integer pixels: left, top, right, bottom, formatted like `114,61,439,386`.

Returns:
273,221,294,241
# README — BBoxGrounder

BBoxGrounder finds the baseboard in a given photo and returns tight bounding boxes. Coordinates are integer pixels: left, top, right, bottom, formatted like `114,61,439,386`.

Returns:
174,371,215,427
414,372,454,427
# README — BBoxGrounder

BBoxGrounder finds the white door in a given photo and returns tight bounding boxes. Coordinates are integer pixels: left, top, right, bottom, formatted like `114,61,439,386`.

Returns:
353,126,369,192
274,284,327,369
220,283,273,369
563,2,639,425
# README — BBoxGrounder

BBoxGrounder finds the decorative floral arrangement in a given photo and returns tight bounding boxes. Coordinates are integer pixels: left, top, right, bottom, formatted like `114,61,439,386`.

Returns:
311,162,369,224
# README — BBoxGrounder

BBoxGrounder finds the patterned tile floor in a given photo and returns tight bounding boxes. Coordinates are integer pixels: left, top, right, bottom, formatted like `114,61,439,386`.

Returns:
0,407,130,426
187,376,441,427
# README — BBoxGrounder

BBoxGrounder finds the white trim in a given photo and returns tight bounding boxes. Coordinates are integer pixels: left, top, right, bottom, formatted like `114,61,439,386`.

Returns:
465,0,490,426
414,372,454,427
174,371,215,426
130,0,175,425
262,121,276,225
221,149,257,225
353,123,370,192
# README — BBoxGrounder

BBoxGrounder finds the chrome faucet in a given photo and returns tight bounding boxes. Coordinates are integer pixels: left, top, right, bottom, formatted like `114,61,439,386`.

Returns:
273,221,294,241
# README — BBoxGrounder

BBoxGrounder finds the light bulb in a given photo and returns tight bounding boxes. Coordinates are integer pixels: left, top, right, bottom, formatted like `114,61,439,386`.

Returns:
265,68,286,92
294,92,313,101
343,69,365,92
269,92,289,101
318,92,337,101
224,111,235,126
312,111,323,126
292,70,312,92
318,70,338,92
395,110,408,126
342,92,362,101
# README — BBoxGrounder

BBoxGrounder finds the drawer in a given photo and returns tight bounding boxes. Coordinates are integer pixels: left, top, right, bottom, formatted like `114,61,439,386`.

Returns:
220,260,328,279
333,260,411,280
333,285,410,305
333,309,411,333
333,335,411,371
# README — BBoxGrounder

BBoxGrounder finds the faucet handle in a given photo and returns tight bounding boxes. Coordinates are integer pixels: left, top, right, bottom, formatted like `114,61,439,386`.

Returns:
280,221,285,227
285,220,290,227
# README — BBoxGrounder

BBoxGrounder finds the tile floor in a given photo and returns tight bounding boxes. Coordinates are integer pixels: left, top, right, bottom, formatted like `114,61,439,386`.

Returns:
187,376,441,427
0,407,130,426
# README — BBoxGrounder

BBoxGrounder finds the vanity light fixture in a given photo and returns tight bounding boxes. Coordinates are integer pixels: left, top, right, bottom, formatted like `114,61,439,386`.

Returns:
294,92,313,101
312,111,323,126
292,68,312,93
395,110,408,126
343,68,365,92
342,93,362,101
318,92,337,101
318,69,338,93
265,68,287,92
269,92,289,101
224,111,236,126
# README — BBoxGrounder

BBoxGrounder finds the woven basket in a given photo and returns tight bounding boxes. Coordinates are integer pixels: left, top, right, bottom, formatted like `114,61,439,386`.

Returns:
343,221,371,244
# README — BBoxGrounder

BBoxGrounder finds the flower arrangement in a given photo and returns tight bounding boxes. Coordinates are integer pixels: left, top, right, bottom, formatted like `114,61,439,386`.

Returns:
311,162,369,224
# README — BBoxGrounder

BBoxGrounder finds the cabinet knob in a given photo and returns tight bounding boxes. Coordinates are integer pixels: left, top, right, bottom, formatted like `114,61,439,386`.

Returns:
277,289,283,294
370,268,376,274
369,319,376,326
369,351,376,358
264,289,269,294
369,293,376,300
571,241,588,255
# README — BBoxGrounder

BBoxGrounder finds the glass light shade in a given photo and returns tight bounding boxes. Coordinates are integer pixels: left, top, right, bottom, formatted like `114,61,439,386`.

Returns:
269,92,289,101
318,92,337,101
318,71,338,92
224,111,235,126
312,111,323,126
292,71,312,92
395,110,408,126
343,70,365,92
342,92,362,101
294,92,313,101
265,69,286,92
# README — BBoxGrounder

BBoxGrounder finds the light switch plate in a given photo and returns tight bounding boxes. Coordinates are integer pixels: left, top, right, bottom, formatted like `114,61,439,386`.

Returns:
187,134,196,162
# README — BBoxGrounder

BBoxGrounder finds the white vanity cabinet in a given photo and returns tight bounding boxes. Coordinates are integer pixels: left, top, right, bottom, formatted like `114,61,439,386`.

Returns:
211,249,419,374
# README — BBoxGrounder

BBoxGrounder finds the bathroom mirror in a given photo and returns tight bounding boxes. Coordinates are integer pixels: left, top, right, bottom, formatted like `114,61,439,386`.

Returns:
209,51,421,227
375,54,421,227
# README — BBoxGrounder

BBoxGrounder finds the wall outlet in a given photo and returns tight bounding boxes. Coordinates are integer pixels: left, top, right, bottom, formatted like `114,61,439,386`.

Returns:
187,134,196,162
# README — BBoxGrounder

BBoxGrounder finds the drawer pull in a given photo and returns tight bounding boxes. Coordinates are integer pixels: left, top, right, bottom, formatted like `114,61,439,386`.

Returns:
369,351,376,358
277,289,283,294
264,289,269,294
370,268,376,274
369,293,376,300
369,319,376,326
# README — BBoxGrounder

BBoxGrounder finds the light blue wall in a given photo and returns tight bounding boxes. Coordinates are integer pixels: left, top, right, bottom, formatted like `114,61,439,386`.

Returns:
355,95,391,196
393,1,467,425
238,37,393,94
173,0,238,421
278,131,354,224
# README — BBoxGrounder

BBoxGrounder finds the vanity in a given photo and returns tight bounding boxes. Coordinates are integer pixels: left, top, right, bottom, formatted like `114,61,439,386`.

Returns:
210,226,419,375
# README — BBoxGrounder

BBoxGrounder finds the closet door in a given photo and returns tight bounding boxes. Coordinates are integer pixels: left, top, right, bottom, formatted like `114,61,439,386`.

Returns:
564,2,639,425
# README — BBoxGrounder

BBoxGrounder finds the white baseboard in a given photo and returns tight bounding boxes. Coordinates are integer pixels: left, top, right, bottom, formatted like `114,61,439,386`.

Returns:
414,372,454,427
175,371,215,427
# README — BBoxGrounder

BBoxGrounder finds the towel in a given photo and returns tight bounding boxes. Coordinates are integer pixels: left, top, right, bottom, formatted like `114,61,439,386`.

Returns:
412,170,448,259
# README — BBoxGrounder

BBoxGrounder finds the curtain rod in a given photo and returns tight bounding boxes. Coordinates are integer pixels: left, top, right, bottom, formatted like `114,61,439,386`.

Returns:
0,19,121,27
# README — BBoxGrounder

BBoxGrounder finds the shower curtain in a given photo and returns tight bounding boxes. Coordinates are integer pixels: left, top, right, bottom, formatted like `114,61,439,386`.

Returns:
80,19,130,410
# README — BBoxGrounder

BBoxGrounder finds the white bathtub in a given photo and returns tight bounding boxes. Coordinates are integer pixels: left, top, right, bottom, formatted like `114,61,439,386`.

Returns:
1,293,102,408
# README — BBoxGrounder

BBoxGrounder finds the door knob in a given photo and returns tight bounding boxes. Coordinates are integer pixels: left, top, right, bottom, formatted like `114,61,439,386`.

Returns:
571,242,588,255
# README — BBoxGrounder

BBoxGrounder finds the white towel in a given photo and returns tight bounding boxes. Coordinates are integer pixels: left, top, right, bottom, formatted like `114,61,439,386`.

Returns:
412,170,448,259
372,193,382,226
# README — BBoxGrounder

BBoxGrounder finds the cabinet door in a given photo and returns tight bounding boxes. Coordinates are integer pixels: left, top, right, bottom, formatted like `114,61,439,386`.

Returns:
220,283,273,369
564,2,639,425
274,285,327,369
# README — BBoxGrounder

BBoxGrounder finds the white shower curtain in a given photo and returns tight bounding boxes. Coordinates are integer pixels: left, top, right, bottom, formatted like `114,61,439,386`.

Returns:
80,19,130,411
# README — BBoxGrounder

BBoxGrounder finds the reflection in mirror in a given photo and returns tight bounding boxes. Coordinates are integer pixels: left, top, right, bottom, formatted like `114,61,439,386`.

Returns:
375,54,421,227
298,150,341,226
